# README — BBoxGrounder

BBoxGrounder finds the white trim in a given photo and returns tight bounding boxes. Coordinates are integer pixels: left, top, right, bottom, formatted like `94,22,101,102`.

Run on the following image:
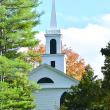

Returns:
30,64,79,84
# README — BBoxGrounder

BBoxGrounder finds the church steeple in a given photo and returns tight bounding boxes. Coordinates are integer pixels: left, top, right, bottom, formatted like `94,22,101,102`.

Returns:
50,0,57,29
42,0,66,73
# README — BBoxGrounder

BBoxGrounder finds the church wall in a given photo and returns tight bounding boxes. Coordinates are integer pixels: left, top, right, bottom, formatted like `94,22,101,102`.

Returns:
34,88,68,110
45,35,62,54
42,54,66,73
29,0,79,109
30,67,78,89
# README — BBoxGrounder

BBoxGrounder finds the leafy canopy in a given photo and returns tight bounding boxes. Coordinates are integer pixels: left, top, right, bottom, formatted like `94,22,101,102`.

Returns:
0,0,41,109
0,0,40,57
0,56,39,109
62,65,101,110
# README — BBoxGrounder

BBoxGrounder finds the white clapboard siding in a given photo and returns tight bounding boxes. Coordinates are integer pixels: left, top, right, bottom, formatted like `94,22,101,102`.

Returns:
30,64,79,110
30,64,78,88
34,88,68,110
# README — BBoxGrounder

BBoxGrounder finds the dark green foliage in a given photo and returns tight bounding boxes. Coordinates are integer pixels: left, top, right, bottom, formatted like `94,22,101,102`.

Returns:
101,42,110,56
101,42,110,109
63,65,101,110
101,42,110,91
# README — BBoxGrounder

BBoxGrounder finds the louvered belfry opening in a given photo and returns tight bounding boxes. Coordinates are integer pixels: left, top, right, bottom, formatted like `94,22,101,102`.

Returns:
50,39,57,54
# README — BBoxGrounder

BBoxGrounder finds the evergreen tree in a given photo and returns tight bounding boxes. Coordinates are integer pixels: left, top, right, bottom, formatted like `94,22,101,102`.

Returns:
0,56,39,109
101,42,110,109
62,65,101,110
101,42,110,91
0,0,41,109
0,0,40,57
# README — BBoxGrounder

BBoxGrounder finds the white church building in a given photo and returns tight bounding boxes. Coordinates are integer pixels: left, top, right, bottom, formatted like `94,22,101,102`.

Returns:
30,0,79,110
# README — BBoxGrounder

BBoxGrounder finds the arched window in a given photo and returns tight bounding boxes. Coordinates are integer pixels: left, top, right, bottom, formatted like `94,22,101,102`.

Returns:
37,77,54,83
50,39,57,54
60,92,67,106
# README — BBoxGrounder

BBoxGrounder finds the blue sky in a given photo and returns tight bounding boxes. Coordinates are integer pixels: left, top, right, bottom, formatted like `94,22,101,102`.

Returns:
37,0,110,31
36,0,110,78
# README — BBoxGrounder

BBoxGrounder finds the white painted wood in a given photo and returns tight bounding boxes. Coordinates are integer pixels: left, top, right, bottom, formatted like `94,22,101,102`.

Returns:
50,0,57,29
34,88,68,110
30,65,78,88
29,1,79,109
42,54,66,73
45,33,62,54
30,65,78,110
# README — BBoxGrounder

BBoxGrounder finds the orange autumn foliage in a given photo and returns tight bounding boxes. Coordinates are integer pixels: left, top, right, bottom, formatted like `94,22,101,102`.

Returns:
31,44,86,80
35,44,45,54
34,44,45,63
62,45,86,80
28,44,45,64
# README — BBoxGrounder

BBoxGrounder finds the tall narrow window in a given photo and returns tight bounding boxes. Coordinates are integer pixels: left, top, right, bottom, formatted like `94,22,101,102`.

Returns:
51,61,55,68
50,39,56,54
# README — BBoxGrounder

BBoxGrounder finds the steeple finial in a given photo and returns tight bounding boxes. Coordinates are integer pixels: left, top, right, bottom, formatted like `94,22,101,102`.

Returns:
50,0,57,29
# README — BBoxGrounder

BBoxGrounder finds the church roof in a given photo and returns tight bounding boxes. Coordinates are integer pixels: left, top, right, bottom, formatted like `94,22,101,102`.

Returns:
30,64,79,84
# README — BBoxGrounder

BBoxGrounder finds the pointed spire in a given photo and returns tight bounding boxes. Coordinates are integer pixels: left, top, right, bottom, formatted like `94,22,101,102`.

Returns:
50,0,57,29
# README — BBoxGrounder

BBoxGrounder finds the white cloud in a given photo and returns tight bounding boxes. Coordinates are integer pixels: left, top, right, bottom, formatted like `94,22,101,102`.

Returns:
61,24,110,78
35,32,45,44
101,14,110,27
36,14,110,79
102,14,110,22
18,47,28,53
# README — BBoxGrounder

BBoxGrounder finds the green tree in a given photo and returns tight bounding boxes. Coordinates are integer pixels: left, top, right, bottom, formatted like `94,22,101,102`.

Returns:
101,42,110,91
0,56,39,109
101,42,110,109
0,0,41,109
62,65,101,110
0,0,40,57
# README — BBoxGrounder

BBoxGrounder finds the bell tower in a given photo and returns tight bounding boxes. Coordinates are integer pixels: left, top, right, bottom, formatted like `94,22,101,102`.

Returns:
42,0,66,73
